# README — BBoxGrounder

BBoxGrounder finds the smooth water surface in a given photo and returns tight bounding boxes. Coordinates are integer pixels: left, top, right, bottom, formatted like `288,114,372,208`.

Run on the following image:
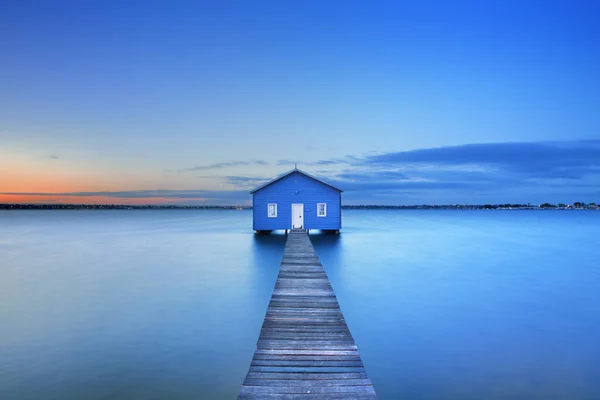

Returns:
1,209,599,399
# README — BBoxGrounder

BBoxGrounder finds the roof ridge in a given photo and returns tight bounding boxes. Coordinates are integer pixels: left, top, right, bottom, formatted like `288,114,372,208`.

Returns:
249,168,343,194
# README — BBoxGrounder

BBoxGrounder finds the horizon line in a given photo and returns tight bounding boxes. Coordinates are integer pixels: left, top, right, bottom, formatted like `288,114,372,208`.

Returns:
1,202,596,208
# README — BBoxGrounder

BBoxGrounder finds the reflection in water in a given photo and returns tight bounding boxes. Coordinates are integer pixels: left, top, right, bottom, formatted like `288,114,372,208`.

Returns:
0,211,282,400
2,210,600,399
248,232,286,304
308,232,342,275
309,231,342,248
317,210,600,400
250,233,286,287
251,231,342,259
250,231,343,274
251,233,287,261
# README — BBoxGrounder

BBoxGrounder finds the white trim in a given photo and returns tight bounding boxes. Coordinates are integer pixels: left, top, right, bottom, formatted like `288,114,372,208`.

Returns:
268,203,277,218
317,203,327,217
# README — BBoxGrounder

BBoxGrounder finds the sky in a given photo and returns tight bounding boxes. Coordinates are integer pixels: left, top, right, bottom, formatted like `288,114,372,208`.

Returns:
1,0,599,205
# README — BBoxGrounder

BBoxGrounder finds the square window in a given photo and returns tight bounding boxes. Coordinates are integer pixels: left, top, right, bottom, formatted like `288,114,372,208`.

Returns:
317,203,326,217
268,204,277,218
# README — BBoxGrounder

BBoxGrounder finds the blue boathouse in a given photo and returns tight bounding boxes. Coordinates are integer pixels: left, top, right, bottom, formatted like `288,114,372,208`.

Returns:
250,168,343,234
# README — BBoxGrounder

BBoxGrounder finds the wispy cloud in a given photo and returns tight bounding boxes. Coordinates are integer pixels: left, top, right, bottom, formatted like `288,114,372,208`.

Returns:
320,139,600,203
194,175,269,189
48,155,60,160
335,170,410,181
224,176,268,184
357,140,600,179
7,140,599,205
181,140,600,200
171,160,268,172
276,156,357,168
276,159,300,166
173,157,355,174
313,159,344,166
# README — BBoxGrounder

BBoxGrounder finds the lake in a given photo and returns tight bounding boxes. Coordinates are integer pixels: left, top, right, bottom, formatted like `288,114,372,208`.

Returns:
1,209,599,399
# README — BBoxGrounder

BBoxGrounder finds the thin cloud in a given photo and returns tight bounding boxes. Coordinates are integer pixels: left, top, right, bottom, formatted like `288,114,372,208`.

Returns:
225,176,268,183
276,156,358,168
313,159,343,166
171,160,268,172
358,140,600,179
335,170,411,181
276,159,300,166
8,139,599,205
193,175,269,189
322,139,600,202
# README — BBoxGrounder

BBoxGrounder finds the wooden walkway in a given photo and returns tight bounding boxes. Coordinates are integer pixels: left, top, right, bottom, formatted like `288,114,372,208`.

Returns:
238,229,377,399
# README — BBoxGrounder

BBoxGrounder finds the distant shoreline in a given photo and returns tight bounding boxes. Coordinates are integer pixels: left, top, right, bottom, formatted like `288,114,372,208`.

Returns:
0,203,598,210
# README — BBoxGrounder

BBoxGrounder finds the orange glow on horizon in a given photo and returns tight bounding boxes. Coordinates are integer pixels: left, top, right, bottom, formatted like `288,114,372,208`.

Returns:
0,194,208,205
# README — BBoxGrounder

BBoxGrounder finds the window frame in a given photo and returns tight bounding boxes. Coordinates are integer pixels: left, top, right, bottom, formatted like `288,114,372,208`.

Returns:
267,203,278,218
317,203,327,217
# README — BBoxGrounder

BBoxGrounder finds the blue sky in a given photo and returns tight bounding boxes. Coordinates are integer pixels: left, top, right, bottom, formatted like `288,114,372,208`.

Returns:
1,0,599,205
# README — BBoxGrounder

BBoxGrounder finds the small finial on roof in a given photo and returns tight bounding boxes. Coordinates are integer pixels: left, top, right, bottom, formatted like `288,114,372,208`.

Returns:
294,163,297,170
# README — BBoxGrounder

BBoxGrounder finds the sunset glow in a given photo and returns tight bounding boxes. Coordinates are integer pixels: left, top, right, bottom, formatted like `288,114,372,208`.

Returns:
1,1,599,205
0,194,207,205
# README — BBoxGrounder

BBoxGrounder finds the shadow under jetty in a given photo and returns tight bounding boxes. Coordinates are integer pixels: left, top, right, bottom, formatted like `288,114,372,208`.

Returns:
255,229,341,235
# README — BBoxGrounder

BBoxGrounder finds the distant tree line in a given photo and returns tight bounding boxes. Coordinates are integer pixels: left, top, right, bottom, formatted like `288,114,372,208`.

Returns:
0,204,251,210
539,202,597,209
0,203,598,210
481,204,529,209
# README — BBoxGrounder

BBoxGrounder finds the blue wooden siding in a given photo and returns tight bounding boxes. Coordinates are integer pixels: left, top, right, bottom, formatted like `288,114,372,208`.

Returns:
252,171,341,230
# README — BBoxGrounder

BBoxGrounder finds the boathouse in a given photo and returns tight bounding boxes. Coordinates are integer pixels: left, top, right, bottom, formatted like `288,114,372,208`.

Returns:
250,167,343,233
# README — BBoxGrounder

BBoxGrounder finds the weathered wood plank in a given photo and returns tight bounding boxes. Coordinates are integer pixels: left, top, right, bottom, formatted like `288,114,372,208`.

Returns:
248,366,366,373
266,309,342,313
245,372,368,380
244,378,373,387
238,229,377,399
258,333,353,338
252,355,361,361
240,385,376,394
239,394,377,400
251,360,364,367
253,349,360,356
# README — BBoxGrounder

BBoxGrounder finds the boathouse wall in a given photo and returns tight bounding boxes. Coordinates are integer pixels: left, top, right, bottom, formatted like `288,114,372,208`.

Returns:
251,171,341,231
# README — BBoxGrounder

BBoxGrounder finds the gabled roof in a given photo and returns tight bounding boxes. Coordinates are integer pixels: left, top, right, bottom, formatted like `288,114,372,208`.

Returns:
249,168,343,194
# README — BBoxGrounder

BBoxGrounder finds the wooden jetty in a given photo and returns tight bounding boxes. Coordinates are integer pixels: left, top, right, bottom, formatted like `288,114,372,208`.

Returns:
238,229,377,399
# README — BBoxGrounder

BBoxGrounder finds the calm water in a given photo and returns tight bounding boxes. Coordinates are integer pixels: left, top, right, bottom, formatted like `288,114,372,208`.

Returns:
1,209,599,399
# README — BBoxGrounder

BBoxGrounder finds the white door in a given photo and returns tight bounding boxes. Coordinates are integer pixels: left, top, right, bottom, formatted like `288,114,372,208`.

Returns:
292,204,304,229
